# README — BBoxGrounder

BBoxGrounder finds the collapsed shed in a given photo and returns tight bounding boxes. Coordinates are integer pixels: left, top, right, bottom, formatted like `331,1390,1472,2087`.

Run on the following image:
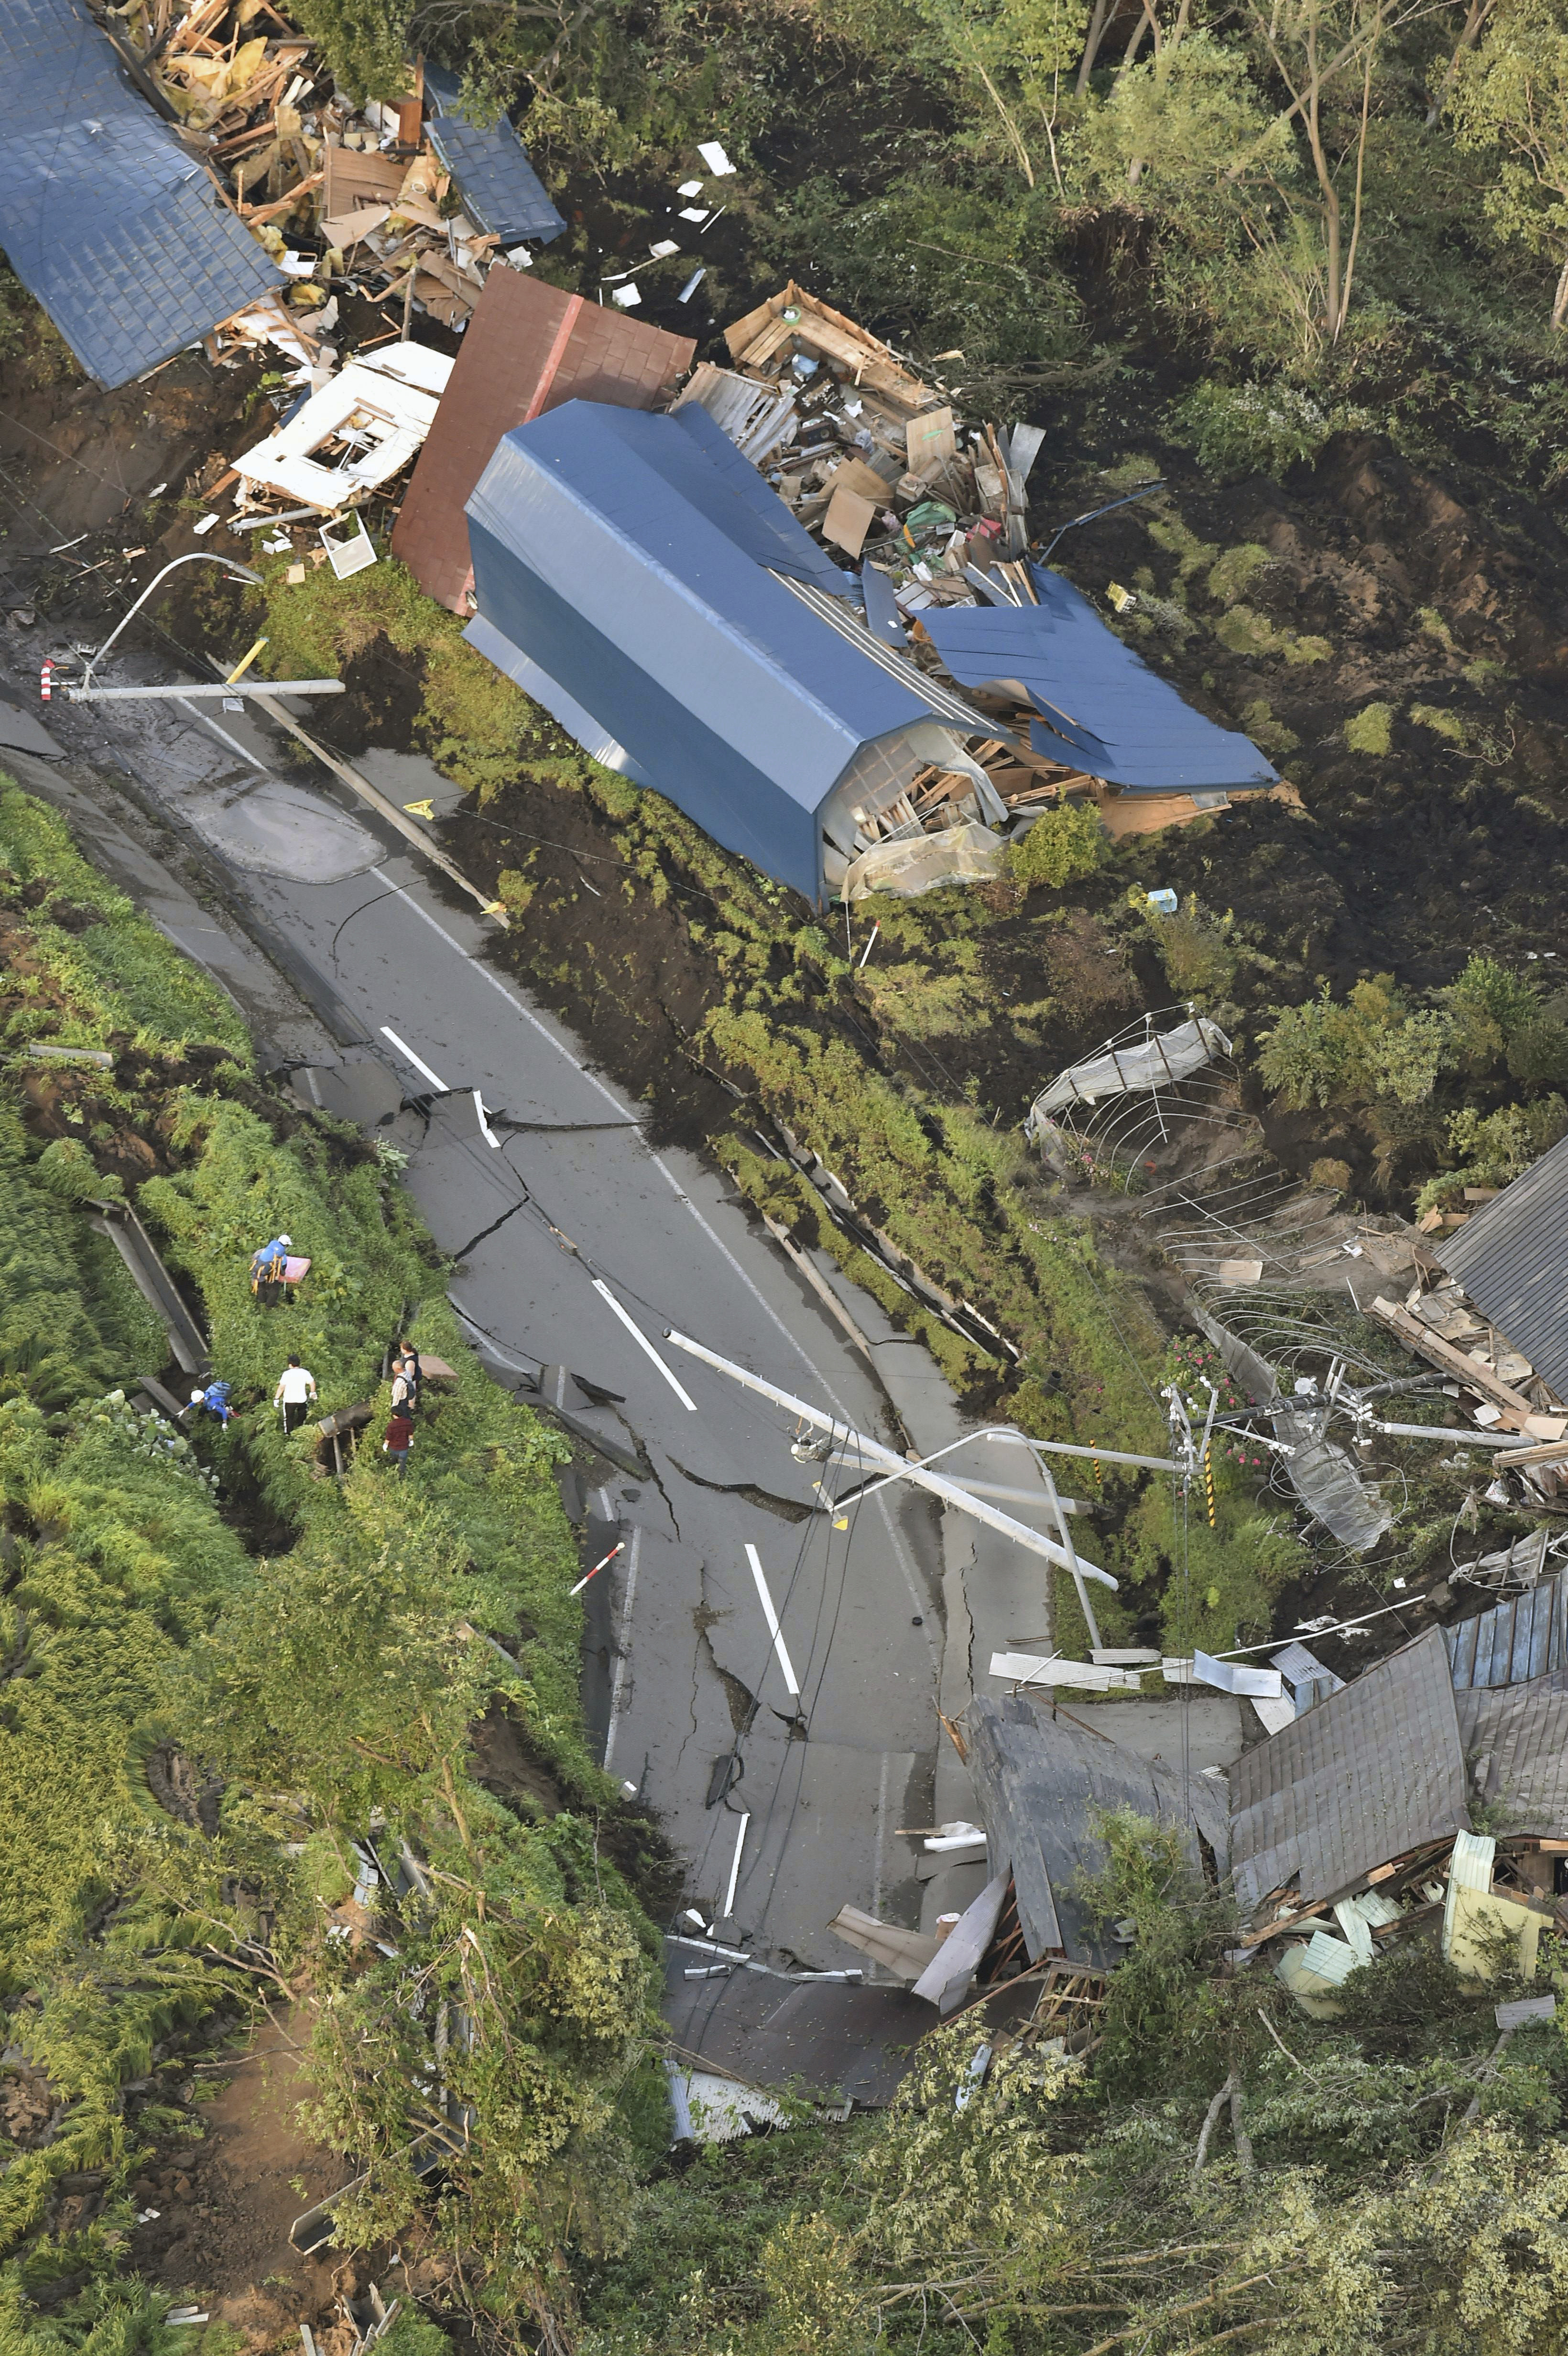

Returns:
1436,1131,1568,1406
966,1693,1231,1965
463,398,1013,905
921,573,1279,797
0,0,280,387
392,268,695,613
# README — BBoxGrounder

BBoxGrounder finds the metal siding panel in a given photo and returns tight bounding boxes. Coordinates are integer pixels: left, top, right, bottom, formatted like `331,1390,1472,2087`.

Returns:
467,515,824,901
1474,1607,1501,1690
925,590,1278,793
1527,1584,1551,1681
1437,1133,1568,1399
1448,1617,1474,1690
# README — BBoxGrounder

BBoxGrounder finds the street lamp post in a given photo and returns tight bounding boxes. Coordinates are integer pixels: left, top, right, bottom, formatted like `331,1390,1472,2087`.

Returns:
65,552,344,704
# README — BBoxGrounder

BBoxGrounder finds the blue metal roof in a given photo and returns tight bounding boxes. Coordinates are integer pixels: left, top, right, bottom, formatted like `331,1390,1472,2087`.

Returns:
1446,1568,1568,1691
425,67,565,246
921,566,1277,793
465,399,950,901
0,0,281,389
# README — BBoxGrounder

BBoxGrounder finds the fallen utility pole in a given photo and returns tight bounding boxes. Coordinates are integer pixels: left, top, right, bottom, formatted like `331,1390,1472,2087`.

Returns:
245,689,507,926
68,679,343,701
664,1330,1118,1586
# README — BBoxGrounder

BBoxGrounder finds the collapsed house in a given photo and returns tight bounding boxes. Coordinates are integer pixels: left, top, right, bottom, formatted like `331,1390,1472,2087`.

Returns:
0,0,281,386
442,280,1283,903
965,1694,1232,1967
462,399,1024,905
1228,1621,1568,2008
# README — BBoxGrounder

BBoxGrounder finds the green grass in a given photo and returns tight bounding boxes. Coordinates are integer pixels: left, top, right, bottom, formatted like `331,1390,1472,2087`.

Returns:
0,778,654,2338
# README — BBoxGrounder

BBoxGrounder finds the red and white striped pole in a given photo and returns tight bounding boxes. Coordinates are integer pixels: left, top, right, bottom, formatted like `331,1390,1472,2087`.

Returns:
39,661,51,703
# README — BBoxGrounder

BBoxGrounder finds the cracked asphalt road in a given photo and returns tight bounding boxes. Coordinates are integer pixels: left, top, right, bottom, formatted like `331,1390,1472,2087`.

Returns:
7,645,973,1978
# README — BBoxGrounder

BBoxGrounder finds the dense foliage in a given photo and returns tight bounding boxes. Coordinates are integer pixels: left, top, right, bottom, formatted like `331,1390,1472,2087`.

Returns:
0,780,654,2351
581,1816,1568,2355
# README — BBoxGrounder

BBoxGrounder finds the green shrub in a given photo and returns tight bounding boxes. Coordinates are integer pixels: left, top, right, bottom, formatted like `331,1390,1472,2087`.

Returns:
1257,976,1456,1110
1345,701,1394,754
1007,798,1106,889
1168,380,1350,480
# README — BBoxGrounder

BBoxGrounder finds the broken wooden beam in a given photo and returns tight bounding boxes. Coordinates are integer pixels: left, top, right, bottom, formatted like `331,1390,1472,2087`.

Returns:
1367,1294,1547,1432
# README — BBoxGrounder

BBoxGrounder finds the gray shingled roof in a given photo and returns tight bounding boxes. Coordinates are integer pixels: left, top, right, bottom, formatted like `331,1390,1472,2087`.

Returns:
0,0,280,389
1227,1629,1471,1912
424,68,565,245
1456,1669,1568,1836
1437,1131,1568,1402
967,1694,1231,1965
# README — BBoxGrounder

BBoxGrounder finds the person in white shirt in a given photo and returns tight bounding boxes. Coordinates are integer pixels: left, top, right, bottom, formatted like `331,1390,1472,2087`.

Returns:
274,1355,317,1433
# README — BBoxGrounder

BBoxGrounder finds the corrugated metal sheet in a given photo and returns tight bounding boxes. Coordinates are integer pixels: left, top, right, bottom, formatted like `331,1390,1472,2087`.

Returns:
1455,1669,1568,1835
1227,1629,1470,1912
464,400,974,902
1445,1568,1568,1690
424,68,565,245
0,0,279,388
967,1693,1231,1965
392,268,693,612
920,568,1278,793
1437,1132,1568,1401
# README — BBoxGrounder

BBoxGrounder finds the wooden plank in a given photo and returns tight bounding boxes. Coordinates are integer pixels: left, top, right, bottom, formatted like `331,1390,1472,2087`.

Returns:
1494,1438,1568,1469
243,167,323,224
823,481,876,559
1368,1295,1542,1429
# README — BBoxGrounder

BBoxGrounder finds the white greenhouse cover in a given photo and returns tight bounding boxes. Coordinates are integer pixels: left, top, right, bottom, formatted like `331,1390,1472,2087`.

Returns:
1031,1016,1231,1116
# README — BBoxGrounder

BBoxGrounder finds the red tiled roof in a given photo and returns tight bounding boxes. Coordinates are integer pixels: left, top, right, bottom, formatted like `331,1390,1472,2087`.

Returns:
391,270,695,612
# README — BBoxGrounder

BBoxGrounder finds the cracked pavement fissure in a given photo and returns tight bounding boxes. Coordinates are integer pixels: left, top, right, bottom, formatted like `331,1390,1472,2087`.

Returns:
3,642,1075,1999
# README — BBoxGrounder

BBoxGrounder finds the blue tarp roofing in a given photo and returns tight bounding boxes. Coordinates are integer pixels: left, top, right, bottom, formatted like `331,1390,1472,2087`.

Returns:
425,67,565,246
464,399,954,900
921,565,1277,793
0,0,280,389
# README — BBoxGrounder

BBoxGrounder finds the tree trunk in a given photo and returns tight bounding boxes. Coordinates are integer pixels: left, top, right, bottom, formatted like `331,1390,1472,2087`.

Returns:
1425,0,1497,124
1076,0,1115,96
1551,255,1568,330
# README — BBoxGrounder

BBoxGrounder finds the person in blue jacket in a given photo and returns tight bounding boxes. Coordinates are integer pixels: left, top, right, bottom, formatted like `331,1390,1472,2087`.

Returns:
188,1380,233,1425
250,1232,292,1307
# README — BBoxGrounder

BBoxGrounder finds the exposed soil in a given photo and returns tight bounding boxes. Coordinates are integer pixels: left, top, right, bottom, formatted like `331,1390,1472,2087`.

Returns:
127,2016,349,2348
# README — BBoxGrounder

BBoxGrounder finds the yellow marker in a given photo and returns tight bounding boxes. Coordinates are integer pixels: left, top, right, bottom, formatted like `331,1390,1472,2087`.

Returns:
225,635,268,684
403,798,435,819
834,1516,849,1531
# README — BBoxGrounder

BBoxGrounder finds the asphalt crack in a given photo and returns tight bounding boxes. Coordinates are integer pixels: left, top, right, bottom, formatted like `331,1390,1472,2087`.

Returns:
668,1461,814,1524
449,1196,529,1263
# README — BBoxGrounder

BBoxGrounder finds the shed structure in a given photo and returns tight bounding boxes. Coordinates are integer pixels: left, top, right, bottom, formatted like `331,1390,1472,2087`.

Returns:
0,0,280,387
1226,1629,1472,1912
1437,1131,1568,1403
463,398,1005,904
966,1693,1231,1965
921,567,1279,794
393,271,694,614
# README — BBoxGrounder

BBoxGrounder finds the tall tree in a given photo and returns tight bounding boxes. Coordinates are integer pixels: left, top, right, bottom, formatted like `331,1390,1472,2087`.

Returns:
1448,0,1568,324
